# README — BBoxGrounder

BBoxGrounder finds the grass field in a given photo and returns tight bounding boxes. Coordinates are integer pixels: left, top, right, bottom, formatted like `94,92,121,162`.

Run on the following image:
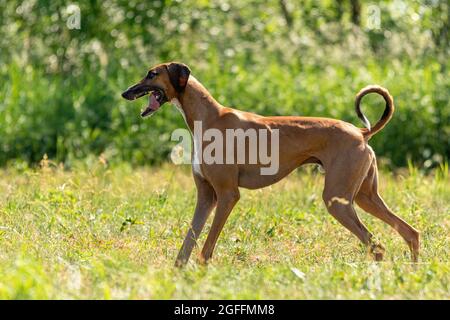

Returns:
0,160,448,299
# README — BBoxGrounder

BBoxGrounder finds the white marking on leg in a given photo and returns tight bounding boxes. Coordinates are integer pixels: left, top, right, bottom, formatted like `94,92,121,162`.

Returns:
192,136,204,178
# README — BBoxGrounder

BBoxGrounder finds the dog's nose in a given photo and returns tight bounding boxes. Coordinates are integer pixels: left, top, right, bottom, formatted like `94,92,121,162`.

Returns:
122,90,132,100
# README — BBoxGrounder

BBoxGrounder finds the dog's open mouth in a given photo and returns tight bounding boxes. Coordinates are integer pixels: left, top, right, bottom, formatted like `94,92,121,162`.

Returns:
140,89,165,117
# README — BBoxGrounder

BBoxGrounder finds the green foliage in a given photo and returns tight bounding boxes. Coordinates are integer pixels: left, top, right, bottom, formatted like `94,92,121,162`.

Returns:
0,0,448,168
0,164,448,299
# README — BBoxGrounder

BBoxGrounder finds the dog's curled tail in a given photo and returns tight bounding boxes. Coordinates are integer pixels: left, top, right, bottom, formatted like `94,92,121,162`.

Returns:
355,85,394,140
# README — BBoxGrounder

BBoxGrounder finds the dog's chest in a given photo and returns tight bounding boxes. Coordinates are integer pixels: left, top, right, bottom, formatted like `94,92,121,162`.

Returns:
171,98,204,178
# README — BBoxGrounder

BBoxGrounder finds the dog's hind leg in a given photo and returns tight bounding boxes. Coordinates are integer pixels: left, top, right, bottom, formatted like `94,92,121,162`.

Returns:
175,175,217,267
355,160,420,262
322,147,385,261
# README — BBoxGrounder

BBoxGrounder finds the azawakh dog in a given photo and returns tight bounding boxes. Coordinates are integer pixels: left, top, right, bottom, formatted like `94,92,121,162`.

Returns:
122,62,420,267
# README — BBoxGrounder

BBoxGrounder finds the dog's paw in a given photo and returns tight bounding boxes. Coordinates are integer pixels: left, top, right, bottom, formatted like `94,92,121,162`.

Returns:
370,243,385,262
198,253,211,266
174,259,187,268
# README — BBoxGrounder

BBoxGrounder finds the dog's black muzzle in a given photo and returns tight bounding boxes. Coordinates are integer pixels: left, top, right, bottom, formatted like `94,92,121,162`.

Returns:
121,83,151,101
121,83,168,104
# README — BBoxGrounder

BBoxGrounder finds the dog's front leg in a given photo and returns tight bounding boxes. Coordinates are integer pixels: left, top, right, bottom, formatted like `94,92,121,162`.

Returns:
199,189,240,264
175,177,216,267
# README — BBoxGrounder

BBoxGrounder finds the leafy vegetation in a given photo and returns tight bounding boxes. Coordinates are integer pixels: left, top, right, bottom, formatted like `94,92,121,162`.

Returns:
0,1,448,168
0,163,448,299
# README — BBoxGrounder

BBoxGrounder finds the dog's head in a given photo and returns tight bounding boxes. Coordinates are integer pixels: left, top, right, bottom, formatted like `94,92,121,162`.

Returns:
121,62,191,117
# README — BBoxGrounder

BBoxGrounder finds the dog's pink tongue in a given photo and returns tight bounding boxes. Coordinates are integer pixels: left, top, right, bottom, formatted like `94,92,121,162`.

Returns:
149,93,160,110
141,93,161,117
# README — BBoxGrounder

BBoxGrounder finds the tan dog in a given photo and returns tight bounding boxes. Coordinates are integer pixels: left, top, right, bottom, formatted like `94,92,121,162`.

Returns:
122,62,420,266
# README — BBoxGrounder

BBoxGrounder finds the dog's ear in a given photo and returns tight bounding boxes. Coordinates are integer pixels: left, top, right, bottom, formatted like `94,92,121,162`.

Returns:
167,62,191,93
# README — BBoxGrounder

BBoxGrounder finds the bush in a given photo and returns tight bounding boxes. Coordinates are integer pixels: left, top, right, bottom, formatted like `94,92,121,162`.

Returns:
0,1,448,168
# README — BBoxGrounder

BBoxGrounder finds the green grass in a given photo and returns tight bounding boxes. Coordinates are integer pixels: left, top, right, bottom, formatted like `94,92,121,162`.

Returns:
0,161,448,299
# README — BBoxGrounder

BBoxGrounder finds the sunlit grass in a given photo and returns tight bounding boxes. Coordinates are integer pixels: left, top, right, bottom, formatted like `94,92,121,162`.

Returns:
0,161,448,299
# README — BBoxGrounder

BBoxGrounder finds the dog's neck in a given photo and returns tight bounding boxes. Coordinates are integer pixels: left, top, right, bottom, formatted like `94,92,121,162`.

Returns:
172,76,222,131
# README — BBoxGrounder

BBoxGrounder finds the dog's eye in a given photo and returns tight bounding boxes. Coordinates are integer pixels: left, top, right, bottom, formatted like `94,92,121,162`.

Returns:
147,71,157,79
